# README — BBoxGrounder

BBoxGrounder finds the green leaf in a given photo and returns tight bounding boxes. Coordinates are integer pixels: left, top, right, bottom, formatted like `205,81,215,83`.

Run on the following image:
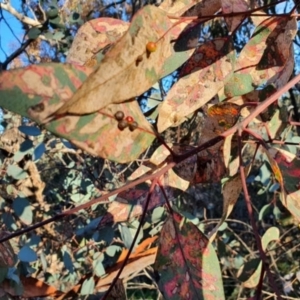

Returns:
70,12,81,23
33,142,46,161
224,73,254,98
0,267,8,283
18,246,37,262
18,125,41,136
105,245,121,257
151,206,165,223
93,258,105,277
94,227,114,244
80,277,95,295
13,197,33,225
258,204,272,221
13,140,34,162
53,31,65,41
49,16,64,29
62,246,74,273
2,212,17,231
7,165,27,180
27,27,42,40
46,7,59,19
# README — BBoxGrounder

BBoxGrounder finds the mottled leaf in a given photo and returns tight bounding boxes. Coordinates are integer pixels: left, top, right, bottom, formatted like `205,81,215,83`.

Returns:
54,5,173,117
224,16,296,97
67,18,129,66
154,213,225,300
158,38,235,132
172,103,240,184
0,64,155,163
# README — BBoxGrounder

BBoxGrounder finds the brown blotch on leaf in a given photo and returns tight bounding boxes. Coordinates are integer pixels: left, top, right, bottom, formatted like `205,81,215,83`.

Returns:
135,55,143,67
30,103,45,113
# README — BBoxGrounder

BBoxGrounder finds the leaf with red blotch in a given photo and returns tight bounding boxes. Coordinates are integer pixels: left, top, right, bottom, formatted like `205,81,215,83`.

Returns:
154,212,225,300
157,37,235,132
0,64,155,163
67,18,129,67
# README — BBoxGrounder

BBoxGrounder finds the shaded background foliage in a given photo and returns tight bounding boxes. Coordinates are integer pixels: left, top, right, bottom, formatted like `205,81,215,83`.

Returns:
0,0,300,299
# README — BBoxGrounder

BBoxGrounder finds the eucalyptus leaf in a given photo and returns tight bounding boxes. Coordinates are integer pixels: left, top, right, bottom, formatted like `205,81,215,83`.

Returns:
93,259,105,277
7,165,27,180
81,277,95,295
13,197,33,225
27,28,42,40
105,245,121,257
18,125,41,136
33,142,46,161
18,246,37,262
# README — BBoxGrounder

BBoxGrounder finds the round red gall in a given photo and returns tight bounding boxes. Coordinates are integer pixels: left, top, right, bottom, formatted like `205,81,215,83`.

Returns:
125,116,134,123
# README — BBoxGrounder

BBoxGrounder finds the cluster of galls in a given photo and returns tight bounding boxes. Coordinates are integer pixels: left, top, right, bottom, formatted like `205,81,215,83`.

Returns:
114,111,138,131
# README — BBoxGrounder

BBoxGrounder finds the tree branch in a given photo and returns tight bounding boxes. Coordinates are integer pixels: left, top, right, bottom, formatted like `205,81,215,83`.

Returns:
0,2,42,27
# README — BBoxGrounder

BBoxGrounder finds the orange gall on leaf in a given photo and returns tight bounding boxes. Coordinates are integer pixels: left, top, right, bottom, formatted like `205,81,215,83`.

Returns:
146,42,157,53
